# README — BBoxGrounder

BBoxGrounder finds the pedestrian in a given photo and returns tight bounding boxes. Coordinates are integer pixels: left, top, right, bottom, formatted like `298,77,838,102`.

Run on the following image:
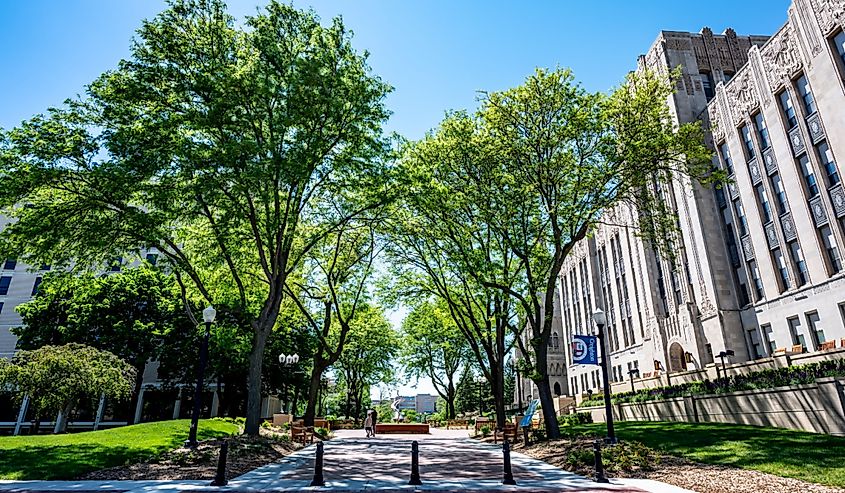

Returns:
364,410,374,437
371,408,378,436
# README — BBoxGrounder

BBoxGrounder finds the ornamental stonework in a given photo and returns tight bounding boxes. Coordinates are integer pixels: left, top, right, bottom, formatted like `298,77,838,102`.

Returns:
761,24,803,93
726,67,759,122
809,0,845,35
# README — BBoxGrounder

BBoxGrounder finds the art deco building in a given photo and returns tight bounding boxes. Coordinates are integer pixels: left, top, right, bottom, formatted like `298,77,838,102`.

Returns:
517,0,845,402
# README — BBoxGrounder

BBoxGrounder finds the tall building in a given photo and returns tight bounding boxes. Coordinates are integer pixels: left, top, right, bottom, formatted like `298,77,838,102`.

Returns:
518,0,845,402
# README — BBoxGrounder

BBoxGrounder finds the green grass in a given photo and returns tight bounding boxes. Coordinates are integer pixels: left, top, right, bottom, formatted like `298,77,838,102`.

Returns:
564,421,845,487
0,419,240,480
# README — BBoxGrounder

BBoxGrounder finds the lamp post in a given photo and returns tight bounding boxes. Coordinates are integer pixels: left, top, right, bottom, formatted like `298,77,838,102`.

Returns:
717,350,734,386
514,363,523,413
475,376,485,415
185,305,216,448
627,368,640,393
592,309,616,443
278,353,300,414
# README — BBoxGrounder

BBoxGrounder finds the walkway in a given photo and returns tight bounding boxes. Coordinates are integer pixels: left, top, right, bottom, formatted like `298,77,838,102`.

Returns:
0,429,695,492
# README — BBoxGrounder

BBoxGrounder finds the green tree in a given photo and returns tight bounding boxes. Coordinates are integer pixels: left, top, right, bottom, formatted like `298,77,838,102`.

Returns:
13,267,194,418
0,344,135,433
400,300,470,419
0,0,391,435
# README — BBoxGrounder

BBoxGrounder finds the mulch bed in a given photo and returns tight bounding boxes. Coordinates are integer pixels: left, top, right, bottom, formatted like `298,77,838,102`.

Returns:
514,438,844,493
78,430,302,481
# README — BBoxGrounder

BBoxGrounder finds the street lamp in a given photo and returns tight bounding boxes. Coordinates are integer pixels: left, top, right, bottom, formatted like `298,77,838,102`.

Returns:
627,368,640,393
513,361,523,413
717,350,735,386
278,353,300,414
475,376,485,415
185,305,216,448
592,308,616,443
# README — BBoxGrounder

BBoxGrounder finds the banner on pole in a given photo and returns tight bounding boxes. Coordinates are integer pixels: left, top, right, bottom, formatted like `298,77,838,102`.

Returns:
572,335,599,365
519,399,540,428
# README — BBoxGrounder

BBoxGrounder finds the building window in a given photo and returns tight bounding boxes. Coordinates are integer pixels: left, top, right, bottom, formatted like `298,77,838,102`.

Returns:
756,185,772,224
798,155,820,198
788,241,809,287
779,91,798,129
753,113,771,150
762,324,776,353
40,264,51,271
747,328,763,359
733,200,748,236
833,31,845,70
740,124,756,159
0,276,11,296
771,174,789,214
796,75,817,116
788,316,807,351
2,259,16,271
0,302,4,314
749,260,764,300
820,226,842,273
816,142,840,187
701,72,715,100
806,312,824,350
31,277,42,296
773,247,790,291
719,143,734,175
723,71,734,83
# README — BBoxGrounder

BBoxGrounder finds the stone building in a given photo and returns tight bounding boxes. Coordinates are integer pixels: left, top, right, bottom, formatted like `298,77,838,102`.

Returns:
518,0,845,402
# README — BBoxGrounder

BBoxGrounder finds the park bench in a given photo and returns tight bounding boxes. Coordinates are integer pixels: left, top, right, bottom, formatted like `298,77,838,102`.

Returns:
291,424,315,444
790,344,805,354
493,423,518,444
446,419,470,429
474,416,492,433
820,340,837,351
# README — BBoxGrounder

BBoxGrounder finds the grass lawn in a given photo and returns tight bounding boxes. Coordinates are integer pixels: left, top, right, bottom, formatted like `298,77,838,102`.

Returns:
0,419,240,480
564,421,845,488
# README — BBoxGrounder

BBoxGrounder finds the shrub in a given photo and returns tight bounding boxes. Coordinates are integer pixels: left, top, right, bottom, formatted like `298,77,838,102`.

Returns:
480,425,491,437
314,427,331,439
562,412,593,427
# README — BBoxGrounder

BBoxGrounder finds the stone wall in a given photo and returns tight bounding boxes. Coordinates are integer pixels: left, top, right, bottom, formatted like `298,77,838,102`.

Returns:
582,376,845,435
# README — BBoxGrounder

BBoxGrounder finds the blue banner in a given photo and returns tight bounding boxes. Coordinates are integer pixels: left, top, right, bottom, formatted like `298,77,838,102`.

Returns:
519,399,540,427
572,335,599,366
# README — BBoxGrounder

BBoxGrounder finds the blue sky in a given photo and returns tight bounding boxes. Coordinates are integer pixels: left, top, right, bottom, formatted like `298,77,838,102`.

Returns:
0,0,790,397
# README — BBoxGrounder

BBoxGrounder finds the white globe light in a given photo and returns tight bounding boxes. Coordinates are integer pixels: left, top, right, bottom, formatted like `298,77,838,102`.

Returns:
202,305,217,324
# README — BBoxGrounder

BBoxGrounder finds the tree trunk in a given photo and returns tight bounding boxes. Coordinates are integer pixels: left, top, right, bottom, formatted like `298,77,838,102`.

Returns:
304,363,324,426
491,362,506,430
244,327,270,435
447,382,456,419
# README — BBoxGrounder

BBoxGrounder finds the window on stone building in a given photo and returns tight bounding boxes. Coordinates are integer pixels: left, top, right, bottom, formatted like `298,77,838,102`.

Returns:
2,259,16,270
788,241,809,287
773,247,790,292
110,257,122,272
753,113,771,150
145,253,159,265
723,71,734,83
798,155,820,198
733,200,748,236
820,225,842,274
719,143,734,175
0,276,11,296
835,31,845,67
806,312,825,350
40,264,50,271
771,174,789,214
762,324,776,353
31,277,42,296
816,142,840,187
740,124,756,160
778,91,798,129
788,316,807,351
749,260,764,301
756,185,772,224
701,71,715,100
747,328,763,359
795,75,817,116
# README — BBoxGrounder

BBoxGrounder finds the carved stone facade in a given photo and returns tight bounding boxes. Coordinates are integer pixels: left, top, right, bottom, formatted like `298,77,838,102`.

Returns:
519,0,845,401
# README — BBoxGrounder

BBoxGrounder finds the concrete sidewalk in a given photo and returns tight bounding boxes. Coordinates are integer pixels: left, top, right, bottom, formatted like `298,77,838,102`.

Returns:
0,429,696,493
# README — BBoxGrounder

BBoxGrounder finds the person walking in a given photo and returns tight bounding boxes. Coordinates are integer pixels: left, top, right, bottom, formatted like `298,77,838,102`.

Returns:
371,408,378,437
364,410,374,438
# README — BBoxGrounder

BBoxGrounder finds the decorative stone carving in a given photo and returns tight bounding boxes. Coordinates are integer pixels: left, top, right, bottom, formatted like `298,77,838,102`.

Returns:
741,235,755,260
708,103,724,142
809,0,845,36
728,181,740,199
788,126,806,156
761,24,803,93
765,222,779,249
763,147,778,175
748,158,763,185
726,67,759,122
830,184,845,218
809,196,829,226
806,113,825,144
781,213,797,241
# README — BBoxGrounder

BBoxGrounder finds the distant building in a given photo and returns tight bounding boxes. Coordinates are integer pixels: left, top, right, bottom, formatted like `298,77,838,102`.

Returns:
414,393,437,414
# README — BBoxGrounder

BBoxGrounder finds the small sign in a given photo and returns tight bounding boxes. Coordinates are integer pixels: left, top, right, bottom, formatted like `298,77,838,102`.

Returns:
519,399,540,427
572,335,599,366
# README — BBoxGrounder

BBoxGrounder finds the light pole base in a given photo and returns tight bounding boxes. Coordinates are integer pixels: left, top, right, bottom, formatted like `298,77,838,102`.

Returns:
184,439,199,448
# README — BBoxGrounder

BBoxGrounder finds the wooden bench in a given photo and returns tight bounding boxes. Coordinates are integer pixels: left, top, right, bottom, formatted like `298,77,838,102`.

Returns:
841,338,845,349
494,423,518,444
375,423,430,434
291,425,315,444
790,344,805,354
820,340,837,351
772,347,787,356
474,416,492,433
446,419,470,430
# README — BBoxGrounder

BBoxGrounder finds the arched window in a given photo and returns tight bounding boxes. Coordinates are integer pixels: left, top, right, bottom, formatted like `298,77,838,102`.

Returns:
552,332,560,350
554,382,562,396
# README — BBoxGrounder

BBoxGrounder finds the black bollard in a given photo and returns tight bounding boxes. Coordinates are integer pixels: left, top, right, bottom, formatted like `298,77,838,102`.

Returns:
310,442,325,487
502,439,516,485
210,441,228,486
593,440,609,483
409,440,422,485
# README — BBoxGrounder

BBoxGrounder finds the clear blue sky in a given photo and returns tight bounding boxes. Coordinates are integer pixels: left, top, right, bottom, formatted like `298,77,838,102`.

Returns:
2,0,790,140
0,0,790,398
